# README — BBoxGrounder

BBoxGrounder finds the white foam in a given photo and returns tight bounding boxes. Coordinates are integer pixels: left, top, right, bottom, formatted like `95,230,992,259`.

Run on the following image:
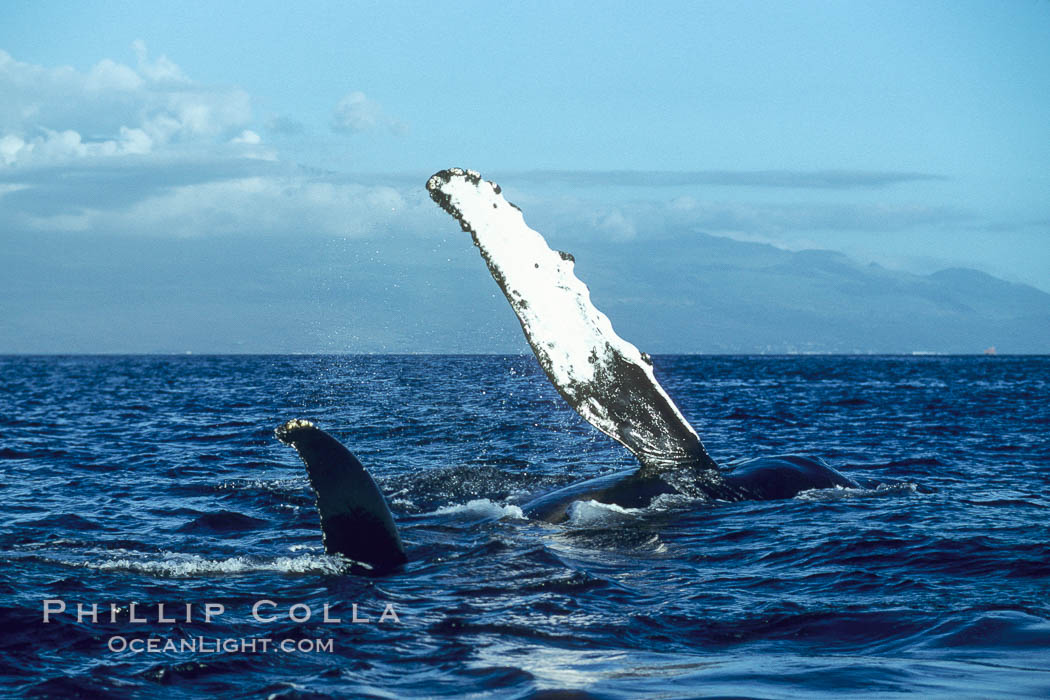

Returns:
432,498,525,520
565,499,642,527
288,543,322,553
76,552,347,577
795,482,922,501
650,492,702,510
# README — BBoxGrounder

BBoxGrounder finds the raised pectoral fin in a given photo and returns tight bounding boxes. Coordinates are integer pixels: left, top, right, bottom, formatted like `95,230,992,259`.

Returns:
427,169,717,474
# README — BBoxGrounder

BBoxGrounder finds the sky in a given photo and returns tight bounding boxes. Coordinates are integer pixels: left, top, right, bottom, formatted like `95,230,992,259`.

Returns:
1,0,1048,352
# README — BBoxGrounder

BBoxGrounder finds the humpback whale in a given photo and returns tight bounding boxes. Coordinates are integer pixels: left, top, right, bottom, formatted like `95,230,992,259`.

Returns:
276,419,406,572
275,168,858,570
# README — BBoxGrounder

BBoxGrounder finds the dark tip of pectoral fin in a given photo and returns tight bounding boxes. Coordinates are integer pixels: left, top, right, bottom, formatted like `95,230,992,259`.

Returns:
275,420,406,573
274,418,316,444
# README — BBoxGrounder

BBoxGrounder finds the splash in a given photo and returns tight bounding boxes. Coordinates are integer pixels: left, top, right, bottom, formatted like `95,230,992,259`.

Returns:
432,499,526,521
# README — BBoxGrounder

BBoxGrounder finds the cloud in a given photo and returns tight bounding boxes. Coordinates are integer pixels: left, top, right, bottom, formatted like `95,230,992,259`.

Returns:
0,143,436,240
510,190,975,255
265,115,305,135
131,39,188,83
0,43,254,168
0,127,153,166
500,169,946,190
331,91,407,135
0,45,977,265
8,173,427,239
84,59,143,92
230,129,261,145
596,209,636,240
332,92,380,132
0,46,434,244
661,199,972,235
0,44,386,240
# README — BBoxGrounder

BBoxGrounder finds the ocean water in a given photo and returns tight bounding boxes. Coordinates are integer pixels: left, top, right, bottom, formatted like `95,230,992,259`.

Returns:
1,354,1048,698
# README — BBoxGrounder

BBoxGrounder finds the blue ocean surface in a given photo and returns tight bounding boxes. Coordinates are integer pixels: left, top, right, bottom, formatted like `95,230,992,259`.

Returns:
1,354,1048,698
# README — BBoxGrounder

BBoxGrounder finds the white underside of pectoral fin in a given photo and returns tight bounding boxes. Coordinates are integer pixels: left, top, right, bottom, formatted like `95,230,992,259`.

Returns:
427,169,716,472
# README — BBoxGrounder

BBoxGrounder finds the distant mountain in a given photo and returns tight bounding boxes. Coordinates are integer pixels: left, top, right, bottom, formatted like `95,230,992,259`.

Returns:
564,232,1050,354
2,229,1047,353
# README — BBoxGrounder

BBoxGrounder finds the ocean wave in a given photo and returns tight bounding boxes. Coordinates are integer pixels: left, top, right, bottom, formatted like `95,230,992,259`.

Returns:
64,551,350,577
795,482,925,501
4,354,1048,697
175,510,270,533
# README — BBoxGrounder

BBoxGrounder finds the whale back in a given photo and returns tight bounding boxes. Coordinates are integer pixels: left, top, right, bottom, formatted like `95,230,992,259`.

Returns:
522,469,677,523
275,419,406,571
721,455,859,500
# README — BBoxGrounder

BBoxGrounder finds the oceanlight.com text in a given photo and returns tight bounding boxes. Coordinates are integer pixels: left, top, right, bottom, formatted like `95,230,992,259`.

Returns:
107,636,335,654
